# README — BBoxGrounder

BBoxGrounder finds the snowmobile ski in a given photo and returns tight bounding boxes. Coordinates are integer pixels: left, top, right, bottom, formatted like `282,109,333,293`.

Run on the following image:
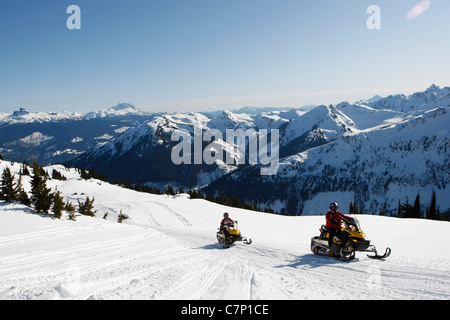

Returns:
367,247,391,259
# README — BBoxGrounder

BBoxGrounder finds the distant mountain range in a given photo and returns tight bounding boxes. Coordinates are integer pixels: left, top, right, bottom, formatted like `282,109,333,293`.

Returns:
0,103,155,165
1,85,449,215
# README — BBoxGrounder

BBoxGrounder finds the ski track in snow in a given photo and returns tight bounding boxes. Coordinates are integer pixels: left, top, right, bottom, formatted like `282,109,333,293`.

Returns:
1,208,450,300
0,167,449,300
154,202,192,227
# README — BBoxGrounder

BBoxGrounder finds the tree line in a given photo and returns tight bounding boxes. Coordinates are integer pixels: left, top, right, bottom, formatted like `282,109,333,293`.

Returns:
397,191,449,221
0,160,96,220
348,192,449,221
1,156,276,223
79,167,276,214
116,180,276,214
8,158,445,220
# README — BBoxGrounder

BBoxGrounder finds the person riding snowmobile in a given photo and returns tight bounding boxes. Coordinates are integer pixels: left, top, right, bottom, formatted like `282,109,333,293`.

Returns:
220,212,234,243
326,202,350,249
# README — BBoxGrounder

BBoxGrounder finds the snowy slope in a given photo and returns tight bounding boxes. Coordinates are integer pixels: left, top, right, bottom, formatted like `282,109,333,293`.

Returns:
1,161,449,300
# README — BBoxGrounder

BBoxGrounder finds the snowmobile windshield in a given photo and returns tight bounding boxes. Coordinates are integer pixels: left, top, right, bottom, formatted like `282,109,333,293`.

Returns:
227,222,236,229
345,216,361,231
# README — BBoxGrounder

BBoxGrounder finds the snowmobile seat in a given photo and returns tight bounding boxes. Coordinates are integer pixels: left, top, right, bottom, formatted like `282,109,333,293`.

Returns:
319,225,328,239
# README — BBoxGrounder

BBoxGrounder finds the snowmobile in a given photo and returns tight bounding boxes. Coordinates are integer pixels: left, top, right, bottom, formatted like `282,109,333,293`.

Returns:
217,221,252,248
310,216,391,261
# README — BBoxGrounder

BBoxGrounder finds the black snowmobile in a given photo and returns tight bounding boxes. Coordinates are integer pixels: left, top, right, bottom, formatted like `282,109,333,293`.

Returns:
217,221,252,248
311,216,391,261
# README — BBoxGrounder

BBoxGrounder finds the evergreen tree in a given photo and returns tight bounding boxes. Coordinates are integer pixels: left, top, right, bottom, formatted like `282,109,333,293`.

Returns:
348,201,363,214
78,196,97,217
52,191,65,219
20,162,30,176
358,205,365,215
441,209,449,221
51,169,66,181
400,197,413,218
426,191,437,220
65,201,76,221
231,195,240,208
1,167,18,203
89,168,108,182
30,161,53,214
412,193,422,218
79,168,91,180
165,185,175,196
118,210,129,223
222,194,230,206
16,174,31,206
65,200,76,214
188,189,204,199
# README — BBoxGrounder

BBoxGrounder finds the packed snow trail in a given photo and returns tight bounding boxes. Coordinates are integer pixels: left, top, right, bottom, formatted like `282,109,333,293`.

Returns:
1,163,450,299
1,201,450,300
152,218,450,300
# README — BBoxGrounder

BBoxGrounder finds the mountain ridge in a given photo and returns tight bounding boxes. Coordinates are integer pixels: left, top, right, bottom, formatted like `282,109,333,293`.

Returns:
1,85,449,215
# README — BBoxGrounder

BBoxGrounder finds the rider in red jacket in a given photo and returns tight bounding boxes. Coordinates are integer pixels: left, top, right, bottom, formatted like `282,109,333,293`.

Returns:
220,212,234,228
326,202,350,248
220,212,234,242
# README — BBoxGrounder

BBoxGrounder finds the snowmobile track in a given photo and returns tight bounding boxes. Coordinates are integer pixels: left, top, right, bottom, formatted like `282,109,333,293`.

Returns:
155,202,192,227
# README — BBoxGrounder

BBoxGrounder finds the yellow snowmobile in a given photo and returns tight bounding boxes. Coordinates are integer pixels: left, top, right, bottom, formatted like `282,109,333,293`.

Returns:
217,221,252,248
311,216,391,261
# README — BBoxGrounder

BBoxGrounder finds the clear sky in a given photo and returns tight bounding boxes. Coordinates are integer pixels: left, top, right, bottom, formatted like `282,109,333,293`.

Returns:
1,0,449,113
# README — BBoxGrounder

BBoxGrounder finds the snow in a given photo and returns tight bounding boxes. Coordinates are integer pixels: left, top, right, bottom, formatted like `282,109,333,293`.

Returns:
84,103,149,118
1,161,449,300
0,104,150,125
0,109,83,124
70,137,83,143
18,132,53,146
51,149,84,157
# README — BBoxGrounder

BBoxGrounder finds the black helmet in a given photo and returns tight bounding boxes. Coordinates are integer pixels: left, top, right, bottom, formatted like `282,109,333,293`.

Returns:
223,212,229,218
329,202,338,210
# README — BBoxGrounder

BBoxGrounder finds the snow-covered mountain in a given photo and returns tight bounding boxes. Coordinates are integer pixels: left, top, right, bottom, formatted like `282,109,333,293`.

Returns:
205,85,450,215
1,159,449,300
83,103,150,119
0,104,156,165
0,103,149,124
65,109,303,186
0,107,84,124
2,85,449,216
64,85,450,215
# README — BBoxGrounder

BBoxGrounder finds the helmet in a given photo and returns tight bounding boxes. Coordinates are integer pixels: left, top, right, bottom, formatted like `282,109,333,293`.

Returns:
329,202,338,210
223,212,229,218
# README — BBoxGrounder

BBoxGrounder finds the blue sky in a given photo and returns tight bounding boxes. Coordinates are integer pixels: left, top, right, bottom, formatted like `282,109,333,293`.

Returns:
1,0,449,113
